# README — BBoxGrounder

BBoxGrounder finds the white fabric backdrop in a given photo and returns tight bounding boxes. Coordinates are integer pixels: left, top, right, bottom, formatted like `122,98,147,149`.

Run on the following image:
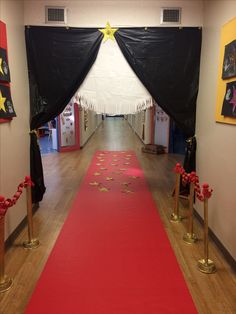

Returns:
74,39,153,114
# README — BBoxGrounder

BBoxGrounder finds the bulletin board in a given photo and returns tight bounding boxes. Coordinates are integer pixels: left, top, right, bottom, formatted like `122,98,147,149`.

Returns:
0,20,16,123
215,17,236,124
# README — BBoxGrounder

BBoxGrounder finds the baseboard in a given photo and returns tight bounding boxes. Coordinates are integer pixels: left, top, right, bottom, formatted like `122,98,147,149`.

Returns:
5,203,39,249
194,209,236,272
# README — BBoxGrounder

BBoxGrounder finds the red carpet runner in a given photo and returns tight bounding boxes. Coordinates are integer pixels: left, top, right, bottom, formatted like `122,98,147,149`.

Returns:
25,151,197,313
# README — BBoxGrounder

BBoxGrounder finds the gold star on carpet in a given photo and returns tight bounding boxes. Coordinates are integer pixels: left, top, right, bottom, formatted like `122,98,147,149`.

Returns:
119,168,127,171
89,181,100,186
100,167,108,171
99,153,105,156
126,155,132,157
0,90,6,112
94,172,101,176
96,163,102,166
113,159,118,162
130,176,139,179
124,162,130,165
0,58,4,75
99,22,118,42
125,158,130,160
99,187,109,192
106,177,114,181
122,189,134,194
122,182,131,187
111,163,118,166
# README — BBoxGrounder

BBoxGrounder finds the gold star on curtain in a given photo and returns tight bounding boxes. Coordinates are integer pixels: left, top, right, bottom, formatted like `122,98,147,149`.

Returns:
0,58,4,75
99,22,118,42
0,90,6,112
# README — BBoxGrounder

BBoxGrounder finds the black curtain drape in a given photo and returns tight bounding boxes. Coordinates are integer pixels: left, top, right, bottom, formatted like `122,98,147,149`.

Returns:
115,28,202,138
115,27,201,172
25,26,103,202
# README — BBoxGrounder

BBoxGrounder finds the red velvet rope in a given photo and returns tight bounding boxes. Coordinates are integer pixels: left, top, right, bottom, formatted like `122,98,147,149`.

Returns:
174,163,213,201
0,176,34,217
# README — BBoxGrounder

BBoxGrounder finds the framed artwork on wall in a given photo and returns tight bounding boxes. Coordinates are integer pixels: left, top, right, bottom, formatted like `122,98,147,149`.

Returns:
0,47,10,82
221,81,236,117
215,17,236,125
0,20,16,123
222,40,236,80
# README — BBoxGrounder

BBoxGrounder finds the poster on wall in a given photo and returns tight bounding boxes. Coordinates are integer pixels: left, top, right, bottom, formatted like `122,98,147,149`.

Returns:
215,17,236,125
0,84,16,118
222,40,236,80
60,102,76,147
154,104,169,151
0,20,16,123
0,47,10,82
221,81,236,117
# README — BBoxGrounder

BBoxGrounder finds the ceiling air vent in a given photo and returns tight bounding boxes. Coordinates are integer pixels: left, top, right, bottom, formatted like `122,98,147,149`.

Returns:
160,8,181,24
45,6,67,24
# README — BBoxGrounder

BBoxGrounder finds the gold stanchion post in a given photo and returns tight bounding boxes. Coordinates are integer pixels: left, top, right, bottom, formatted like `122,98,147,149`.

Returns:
23,184,40,249
183,179,198,244
197,184,216,274
170,169,182,222
0,216,12,293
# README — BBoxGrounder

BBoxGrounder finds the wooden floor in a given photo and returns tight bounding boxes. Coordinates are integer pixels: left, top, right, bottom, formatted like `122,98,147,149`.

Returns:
0,118,236,314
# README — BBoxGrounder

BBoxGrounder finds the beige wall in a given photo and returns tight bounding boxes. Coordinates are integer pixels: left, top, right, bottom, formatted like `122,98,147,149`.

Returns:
196,0,236,259
127,109,151,144
24,0,203,27
0,0,30,238
79,109,102,147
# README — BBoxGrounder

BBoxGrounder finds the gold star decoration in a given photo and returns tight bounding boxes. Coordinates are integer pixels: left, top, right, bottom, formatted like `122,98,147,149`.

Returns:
122,189,134,194
125,157,130,160
94,172,101,176
122,182,131,186
99,153,105,156
124,162,130,165
0,90,6,112
111,163,118,166
99,22,118,42
96,163,102,166
100,167,108,171
106,177,114,181
119,168,127,171
99,187,109,192
0,58,4,75
89,181,100,186
130,176,139,179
